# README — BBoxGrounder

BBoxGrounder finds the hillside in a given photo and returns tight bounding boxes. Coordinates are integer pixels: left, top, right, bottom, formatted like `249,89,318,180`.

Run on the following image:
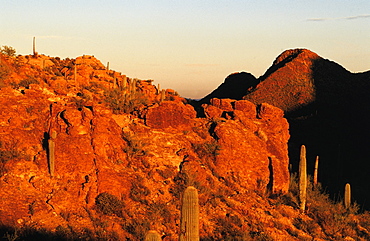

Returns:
0,49,369,240
199,49,370,211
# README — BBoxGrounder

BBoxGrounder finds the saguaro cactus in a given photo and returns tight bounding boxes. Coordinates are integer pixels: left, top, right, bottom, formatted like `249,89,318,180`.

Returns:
180,186,199,241
160,89,166,102
33,37,37,56
74,64,77,82
344,183,351,209
313,156,319,187
48,130,57,177
299,145,307,211
145,230,162,241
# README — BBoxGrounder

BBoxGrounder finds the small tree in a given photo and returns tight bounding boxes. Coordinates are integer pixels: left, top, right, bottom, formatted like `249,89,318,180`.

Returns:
0,46,16,57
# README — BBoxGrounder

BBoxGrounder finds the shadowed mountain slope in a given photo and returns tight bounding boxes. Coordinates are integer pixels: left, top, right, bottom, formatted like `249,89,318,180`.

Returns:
199,48,370,209
200,72,258,103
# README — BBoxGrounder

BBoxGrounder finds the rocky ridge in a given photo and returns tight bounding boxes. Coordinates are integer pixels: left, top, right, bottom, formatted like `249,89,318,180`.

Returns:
0,52,296,240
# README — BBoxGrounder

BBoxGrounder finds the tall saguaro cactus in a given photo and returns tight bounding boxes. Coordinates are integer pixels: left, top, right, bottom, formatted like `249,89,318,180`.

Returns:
145,230,162,241
48,130,57,177
313,156,319,187
74,64,77,82
160,89,166,102
344,183,351,209
299,145,307,211
180,186,199,241
33,37,37,56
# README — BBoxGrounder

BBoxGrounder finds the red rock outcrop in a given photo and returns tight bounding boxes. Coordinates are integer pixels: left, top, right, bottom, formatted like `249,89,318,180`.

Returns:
144,101,196,130
202,99,290,194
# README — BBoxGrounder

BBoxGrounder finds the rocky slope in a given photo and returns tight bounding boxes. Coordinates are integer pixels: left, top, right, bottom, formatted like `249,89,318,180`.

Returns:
199,48,370,210
2,48,370,240
0,52,294,240
1,50,370,240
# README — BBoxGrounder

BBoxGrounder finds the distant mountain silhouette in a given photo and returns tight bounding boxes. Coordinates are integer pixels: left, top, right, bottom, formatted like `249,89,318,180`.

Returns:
201,72,258,102
198,48,370,209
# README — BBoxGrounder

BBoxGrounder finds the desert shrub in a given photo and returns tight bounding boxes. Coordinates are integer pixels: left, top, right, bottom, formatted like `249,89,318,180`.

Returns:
0,141,24,176
288,173,365,239
122,131,147,161
95,192,124,217
214,215,245,240
170,167,213,202
70,92,91,109
0,46,16,57
147,201,172,223
0,224,120,241
192,140,221,158
0,64,10,88
129,179,151,204
121,218,150,240
292,217,321,238
104,88,149,114
203,214,275,241
83,81,105,93
0,141,22,162
17,77,39,88
156,166,176,179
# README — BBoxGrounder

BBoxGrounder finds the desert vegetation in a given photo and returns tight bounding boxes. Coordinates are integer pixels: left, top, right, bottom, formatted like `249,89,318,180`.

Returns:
0,46,16,57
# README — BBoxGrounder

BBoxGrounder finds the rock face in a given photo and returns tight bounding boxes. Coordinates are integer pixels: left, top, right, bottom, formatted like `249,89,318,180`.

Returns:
0,53,292,240
202,99,290,194
145,101,197,129
201,48,370,209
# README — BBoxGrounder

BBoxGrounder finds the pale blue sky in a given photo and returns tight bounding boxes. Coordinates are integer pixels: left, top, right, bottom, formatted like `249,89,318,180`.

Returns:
1,0,369,98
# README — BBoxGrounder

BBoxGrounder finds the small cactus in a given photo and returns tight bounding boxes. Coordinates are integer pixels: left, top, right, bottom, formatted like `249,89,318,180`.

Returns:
145,230,162,241
344,183,351,209
48,130,57,177
180,186,199,241
299,145,307,211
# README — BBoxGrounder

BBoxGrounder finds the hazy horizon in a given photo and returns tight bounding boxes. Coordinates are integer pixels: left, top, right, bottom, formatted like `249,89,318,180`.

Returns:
1,0,369,98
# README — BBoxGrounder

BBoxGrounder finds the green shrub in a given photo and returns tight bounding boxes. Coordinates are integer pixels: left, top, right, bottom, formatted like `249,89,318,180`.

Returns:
121,219,150,240
95,192,124,217
12,77,40,89
0,141,23,176
129,179,151,204
0,46,16,57
0,64,10,88
147,201,172,224
122,131,147,161
287,173,364,239
71,92,91,109
104,88,149,114
192,140,221,158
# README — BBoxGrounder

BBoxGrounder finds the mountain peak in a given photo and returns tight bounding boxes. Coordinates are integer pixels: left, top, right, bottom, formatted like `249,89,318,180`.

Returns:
272,48,319,66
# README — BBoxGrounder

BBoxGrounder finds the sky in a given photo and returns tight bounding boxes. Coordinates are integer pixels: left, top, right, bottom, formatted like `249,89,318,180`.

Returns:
1,0,369,98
